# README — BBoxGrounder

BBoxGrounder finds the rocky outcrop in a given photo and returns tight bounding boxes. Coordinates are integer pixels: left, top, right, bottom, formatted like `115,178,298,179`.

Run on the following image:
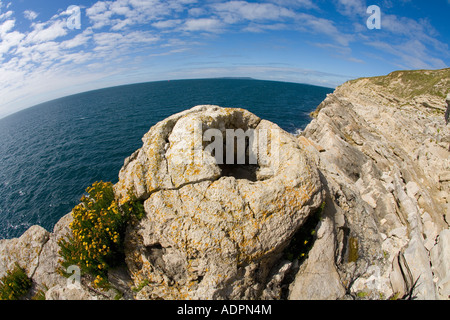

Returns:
0,105,324,300
292,69,449,300
117,105,323,299
0,225,49,280
0,69,448,300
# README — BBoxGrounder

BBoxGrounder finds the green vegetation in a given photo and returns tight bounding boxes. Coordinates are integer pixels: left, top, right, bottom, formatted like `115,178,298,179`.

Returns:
356,291,368,298
0,264,32,300
389,292,401,300
31,288,47,300
348,237,359,263
284,201,326,263
369,68,450,99
58,181,144,288
132,279,150,293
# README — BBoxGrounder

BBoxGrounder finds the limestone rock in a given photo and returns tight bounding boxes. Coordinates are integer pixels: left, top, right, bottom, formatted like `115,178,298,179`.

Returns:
445,93,449,124
299,69,449,300
120,105,323,299
430,229,450,300
1,69,448,301
289,200,346,300
45,284,99,300
0,225,49,279
33,213,74,291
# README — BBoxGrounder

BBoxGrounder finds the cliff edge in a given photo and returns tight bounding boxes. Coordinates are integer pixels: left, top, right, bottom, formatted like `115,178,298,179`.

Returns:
0,69,449,300
294,68,449,300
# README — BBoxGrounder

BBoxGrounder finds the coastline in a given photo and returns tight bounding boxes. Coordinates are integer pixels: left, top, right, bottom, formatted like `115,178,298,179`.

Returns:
1,69,449,300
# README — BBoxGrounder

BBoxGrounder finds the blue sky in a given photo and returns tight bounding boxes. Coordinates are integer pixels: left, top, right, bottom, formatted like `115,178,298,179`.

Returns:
0,0,449,119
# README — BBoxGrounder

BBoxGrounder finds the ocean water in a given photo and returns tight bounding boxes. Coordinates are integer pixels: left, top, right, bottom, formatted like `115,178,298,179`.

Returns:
0,78,332,239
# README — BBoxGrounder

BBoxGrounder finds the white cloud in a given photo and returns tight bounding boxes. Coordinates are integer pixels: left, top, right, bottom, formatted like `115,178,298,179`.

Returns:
362,13,449,69
295,12,354,47
0,9,14,21
23,10,39,21
148,47,189,57
86,1,114,29
0,30,24,55
183,18,225,32
0,18,15,34
212,1,296,24
85,0,194,30
0,0,361,118
367,39,446,70
93,30,159,53
60,29,93,49
110,18,134,31
0,19,25,60
335,0,367,17
0,0,448,119
188,7,206,17
152,19,182,29
24,20,67,44
313,42,364,63
267,0,317,9
243,22,287,33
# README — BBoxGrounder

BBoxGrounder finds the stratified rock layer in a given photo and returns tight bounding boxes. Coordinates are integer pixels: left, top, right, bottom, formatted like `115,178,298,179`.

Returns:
292,69,449,300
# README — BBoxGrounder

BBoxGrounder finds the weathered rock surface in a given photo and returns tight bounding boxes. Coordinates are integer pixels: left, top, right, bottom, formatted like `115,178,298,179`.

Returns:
119,105,323,299
288,200,346,300
1,69,448,300
293,69,449,300
0,225,49,280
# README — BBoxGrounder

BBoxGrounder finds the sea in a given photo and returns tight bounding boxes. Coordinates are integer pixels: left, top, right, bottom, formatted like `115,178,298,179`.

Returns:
0,78,332,239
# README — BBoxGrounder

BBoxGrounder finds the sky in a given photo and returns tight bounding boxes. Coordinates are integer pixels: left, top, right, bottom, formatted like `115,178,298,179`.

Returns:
0,0,449,119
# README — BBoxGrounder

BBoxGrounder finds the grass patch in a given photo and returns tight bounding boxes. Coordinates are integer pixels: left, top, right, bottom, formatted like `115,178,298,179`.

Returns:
370,69,450,99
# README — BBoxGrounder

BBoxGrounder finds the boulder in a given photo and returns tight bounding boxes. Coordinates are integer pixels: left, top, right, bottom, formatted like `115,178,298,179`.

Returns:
119,105,323,299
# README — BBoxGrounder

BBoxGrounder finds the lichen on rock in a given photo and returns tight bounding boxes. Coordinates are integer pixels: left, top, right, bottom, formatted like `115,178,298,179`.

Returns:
117,105,323,299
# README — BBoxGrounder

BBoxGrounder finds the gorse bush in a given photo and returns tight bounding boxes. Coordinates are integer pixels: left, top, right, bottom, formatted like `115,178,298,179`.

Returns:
58,181,144,288
0,264,32,300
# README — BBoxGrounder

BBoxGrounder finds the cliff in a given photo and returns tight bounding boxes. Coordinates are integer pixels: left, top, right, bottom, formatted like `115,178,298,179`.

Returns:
0,69,449,300
294,68,449,300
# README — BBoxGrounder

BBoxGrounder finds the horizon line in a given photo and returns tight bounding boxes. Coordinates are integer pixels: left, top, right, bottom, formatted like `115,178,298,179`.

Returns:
0,76,338,121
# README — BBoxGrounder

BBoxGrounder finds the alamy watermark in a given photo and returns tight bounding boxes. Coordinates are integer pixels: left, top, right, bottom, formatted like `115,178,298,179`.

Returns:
367,5,381,30
66,265,81,289
171,121,281,168
66,5,81,30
